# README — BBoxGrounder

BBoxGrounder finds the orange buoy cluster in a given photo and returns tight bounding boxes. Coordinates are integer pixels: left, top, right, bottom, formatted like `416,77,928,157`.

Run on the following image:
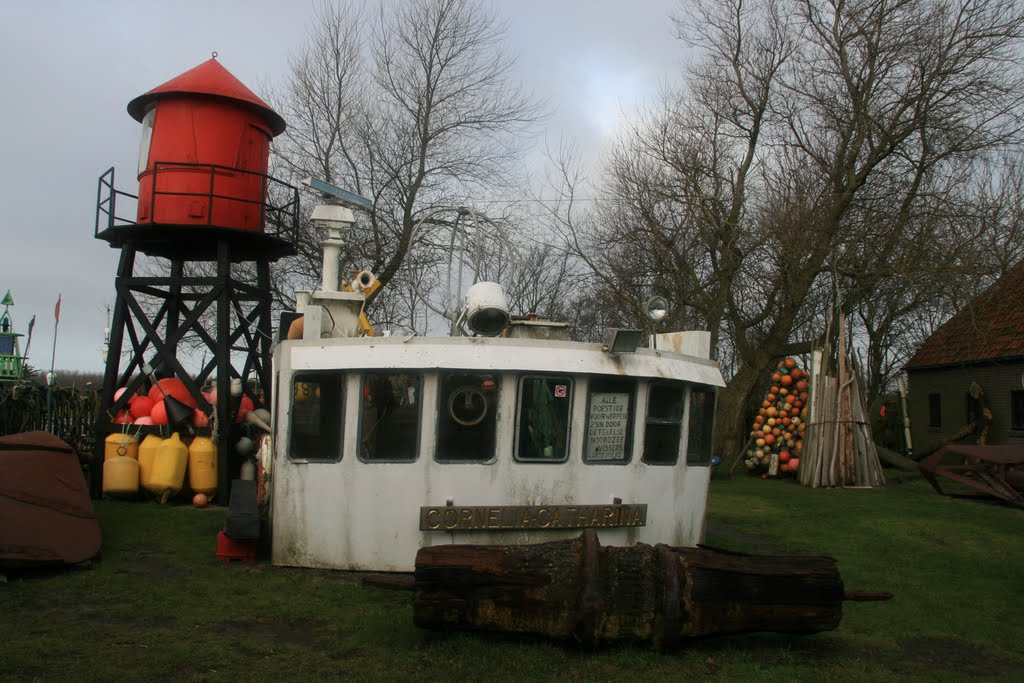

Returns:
111,378,256,428
744,358,809,476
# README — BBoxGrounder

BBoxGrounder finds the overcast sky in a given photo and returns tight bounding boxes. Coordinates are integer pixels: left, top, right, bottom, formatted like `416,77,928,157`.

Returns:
0,0,684,373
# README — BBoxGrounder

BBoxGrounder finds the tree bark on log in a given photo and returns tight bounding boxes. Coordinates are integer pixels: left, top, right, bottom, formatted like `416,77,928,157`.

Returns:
413,530,848,650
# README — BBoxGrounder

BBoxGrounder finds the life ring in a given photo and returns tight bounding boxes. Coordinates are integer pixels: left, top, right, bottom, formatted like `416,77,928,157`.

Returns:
448,385,488,427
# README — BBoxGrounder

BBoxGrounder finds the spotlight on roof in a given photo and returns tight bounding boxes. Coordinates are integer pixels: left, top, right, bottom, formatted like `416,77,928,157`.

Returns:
603,328,643,354
465,282,510,337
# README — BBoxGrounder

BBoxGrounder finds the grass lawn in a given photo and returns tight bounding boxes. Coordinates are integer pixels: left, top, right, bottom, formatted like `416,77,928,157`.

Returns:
2,473,1022,682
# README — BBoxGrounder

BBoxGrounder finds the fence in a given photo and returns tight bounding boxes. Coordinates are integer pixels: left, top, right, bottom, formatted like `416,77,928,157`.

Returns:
0,383,100,458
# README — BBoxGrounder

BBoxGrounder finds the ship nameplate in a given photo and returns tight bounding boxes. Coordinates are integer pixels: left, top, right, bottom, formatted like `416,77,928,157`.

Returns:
419,504,647,531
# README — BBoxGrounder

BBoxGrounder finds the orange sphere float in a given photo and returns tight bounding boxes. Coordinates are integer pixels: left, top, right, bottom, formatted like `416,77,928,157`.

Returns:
745,358,809,477
150,400,169,426
148,378,199,410
193,493,208,508
130,395,155,420
235,394,255,424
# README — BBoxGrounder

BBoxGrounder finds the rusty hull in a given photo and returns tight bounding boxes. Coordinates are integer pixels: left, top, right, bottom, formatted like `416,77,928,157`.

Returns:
0,431,102,568
918,444,1024,507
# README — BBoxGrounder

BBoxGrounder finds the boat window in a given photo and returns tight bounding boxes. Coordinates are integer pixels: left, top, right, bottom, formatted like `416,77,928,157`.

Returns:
289,372,343,462
436,373,500,462
584,377,635,464
642,381,686,465
686,386,716,465
515,375,572,462
359,373,421,462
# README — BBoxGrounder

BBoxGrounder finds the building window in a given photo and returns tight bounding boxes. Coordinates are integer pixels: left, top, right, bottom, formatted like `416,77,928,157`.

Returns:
359,373,421,462
686,386,716,465
643,381,686,465
289,372,344,461
436,373,500,462
584,378,635,463
515,375,572,462
928,393,942,429
1012,390,1024,431
965,392,979,425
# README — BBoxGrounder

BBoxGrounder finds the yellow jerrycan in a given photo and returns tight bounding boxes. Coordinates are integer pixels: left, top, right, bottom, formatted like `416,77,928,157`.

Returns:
104,432,138,461
137,433,164,493
103,453,139,497
148,432,188,503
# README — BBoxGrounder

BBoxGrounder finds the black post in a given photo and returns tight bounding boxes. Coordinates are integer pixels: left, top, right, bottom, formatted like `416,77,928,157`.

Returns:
216,240,232,502
92,245,137,498
257,260,273,405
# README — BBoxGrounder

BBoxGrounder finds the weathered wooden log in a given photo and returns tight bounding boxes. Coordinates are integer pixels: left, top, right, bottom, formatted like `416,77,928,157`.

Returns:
876,446,919,473
413,530,863,650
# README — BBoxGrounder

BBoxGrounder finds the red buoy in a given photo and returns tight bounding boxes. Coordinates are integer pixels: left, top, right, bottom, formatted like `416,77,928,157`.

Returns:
127,56,286,232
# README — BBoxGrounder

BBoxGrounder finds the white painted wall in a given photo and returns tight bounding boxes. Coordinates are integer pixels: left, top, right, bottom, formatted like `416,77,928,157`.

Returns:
270,336,722,571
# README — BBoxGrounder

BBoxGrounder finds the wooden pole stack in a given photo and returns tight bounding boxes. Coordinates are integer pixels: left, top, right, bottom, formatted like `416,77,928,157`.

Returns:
799,310,886,488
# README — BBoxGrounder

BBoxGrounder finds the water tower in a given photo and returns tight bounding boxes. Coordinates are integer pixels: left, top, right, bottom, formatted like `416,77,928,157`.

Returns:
93,56,298,499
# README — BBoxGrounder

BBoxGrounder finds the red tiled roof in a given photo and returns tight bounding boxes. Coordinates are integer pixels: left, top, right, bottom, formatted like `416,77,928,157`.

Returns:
906,260,1024,369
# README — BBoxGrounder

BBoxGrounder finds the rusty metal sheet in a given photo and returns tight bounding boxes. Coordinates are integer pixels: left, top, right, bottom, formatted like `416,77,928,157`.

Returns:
0,431,102,568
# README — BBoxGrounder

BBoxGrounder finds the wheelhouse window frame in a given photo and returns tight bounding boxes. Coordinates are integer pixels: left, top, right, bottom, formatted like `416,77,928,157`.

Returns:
583,376,636,465
686,385,717,466
642,380,687,466
435,371,501,464
357,371,423,463
514,374,573,463
288,370,345,463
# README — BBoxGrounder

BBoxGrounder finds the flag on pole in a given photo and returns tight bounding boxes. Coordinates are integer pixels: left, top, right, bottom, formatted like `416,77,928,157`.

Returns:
54,294,61,322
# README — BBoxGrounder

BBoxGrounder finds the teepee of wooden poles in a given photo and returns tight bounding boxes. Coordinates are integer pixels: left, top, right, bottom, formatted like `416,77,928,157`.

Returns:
798,310,886,488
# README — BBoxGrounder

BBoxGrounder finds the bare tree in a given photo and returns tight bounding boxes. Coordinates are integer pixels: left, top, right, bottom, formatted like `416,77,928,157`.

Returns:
555,0,1024,456
266,0,547,327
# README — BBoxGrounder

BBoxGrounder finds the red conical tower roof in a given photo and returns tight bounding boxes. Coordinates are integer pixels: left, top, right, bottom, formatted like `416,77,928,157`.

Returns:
127,56,285,135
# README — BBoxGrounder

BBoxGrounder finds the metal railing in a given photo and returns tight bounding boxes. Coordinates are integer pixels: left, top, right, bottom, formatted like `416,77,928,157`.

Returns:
95,167,138,236
95,163,301,243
